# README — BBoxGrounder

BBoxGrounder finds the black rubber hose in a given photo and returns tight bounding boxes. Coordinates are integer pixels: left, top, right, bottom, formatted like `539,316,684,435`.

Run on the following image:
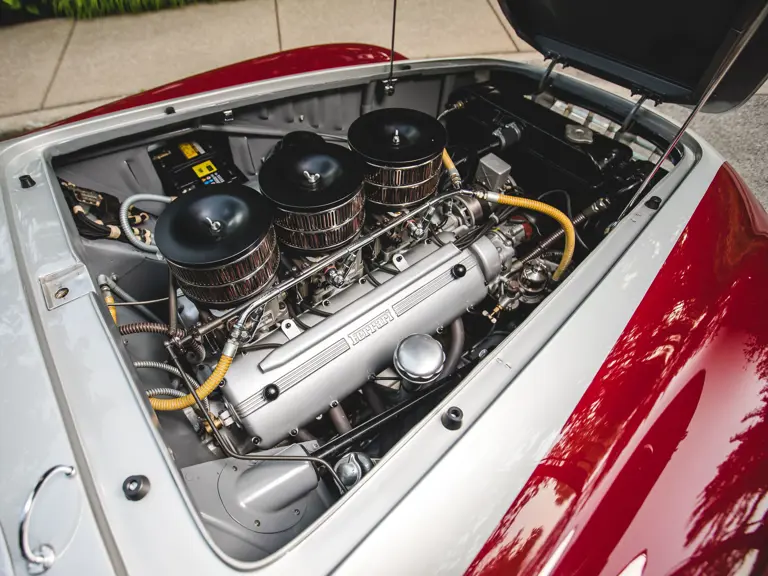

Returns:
119,322,184,339
362,260,381,287
439,318,465,380
378,265,399,275
286,298,312,331
241,341,282,353
299,300,332,318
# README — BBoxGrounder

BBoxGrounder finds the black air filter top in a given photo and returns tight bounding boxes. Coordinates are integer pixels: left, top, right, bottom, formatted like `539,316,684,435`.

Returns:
258,132,364,212
155,183,273,268
347,108,447,166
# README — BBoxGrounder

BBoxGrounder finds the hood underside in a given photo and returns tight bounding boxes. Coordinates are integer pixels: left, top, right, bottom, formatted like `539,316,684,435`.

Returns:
498,0,768,111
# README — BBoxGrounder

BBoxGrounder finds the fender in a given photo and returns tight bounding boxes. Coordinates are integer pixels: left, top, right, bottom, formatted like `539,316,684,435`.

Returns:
46,43,403,129
468,164,768,576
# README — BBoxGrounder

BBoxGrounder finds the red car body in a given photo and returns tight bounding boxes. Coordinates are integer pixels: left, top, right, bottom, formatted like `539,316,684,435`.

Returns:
49,44,768,575
47,44,403,129
467,163,768,576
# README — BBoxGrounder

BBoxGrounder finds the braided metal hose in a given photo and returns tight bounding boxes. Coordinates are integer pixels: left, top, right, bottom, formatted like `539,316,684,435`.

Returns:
145,387,186,398
119,322,184,339
133,360,209,412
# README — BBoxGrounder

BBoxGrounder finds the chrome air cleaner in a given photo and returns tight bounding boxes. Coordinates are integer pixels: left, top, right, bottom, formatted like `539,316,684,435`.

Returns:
259,132,365,254
348,108,446,209
154,183,278,308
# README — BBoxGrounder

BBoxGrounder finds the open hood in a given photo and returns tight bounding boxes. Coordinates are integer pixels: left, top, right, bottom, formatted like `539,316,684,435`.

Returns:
498,0,768,111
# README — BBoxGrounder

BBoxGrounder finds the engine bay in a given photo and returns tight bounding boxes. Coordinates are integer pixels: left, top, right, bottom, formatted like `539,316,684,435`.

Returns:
51,66,672,561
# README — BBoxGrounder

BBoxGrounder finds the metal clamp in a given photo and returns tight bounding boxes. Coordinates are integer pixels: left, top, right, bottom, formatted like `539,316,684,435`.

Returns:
19,465,77,573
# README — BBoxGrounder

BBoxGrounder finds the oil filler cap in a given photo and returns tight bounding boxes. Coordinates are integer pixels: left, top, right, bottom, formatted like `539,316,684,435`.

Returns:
393,334,445,391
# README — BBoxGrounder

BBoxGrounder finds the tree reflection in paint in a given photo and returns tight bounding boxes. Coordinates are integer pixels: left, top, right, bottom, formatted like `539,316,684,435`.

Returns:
466,166,768,576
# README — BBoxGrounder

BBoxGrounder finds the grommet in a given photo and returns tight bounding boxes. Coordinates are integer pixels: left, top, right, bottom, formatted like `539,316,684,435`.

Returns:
19,175,36,188
441,406,463,430
451,264,467,279
164,106,176,115
263,384,280,401
644,196,662,210
123,475,150,501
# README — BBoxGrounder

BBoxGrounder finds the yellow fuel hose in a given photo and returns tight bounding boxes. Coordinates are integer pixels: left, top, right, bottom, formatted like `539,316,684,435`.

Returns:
104,292,117,324
480,192,575,281
149,353,233,411
442,149,462,189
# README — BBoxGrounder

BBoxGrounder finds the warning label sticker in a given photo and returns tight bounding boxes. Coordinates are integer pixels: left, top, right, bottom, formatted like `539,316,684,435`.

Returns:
179,141,205,159
192,160,217,178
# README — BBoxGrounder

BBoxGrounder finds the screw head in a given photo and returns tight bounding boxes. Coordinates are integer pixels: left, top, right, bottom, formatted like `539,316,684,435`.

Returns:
293,509,300,516
254,519,261,527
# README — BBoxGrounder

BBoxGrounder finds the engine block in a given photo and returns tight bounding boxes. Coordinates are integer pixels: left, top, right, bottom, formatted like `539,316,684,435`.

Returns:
222,238,501,447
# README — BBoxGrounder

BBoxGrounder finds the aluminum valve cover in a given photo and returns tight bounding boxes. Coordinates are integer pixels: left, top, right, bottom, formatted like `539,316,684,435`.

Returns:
222,239,501,448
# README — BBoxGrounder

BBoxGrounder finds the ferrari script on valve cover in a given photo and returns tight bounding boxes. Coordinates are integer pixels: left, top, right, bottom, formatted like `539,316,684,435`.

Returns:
1,0,768,574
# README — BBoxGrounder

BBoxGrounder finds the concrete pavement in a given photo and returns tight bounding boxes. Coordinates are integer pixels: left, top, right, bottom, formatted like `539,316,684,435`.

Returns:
1,0,765,202
0,0,531,133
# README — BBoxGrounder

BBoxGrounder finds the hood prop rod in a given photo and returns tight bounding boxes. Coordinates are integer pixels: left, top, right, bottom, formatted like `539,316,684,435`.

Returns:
615,3,768,222
616,94,648,137
382,0,398,96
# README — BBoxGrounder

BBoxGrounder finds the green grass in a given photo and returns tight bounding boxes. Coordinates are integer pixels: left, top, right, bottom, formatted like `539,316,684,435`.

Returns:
2,0,213,20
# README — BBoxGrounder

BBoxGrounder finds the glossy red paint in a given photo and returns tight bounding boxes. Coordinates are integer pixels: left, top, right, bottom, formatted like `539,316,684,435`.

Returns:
467,164,768,576
46,43,403,129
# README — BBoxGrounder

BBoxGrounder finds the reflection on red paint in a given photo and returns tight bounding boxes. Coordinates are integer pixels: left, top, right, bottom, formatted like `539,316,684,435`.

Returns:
45,43,402,130
466,164,768,576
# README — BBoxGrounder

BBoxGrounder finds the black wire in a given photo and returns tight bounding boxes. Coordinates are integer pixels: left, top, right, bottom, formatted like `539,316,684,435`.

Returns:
456,205,516,250
536,189,589,250
299,300,333,318
430,229,445,246
378,265,399,275
362,260,382,287
286,297,312,331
